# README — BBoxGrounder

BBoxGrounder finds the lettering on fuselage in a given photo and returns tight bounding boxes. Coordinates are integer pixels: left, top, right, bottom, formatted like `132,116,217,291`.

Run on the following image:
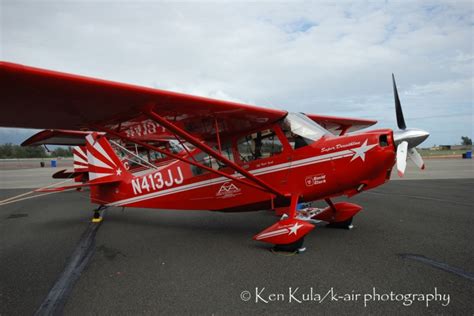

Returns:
255,160,274,168
131,166,184,195
123,120,167,138
321,141,361,153
305,174,327,187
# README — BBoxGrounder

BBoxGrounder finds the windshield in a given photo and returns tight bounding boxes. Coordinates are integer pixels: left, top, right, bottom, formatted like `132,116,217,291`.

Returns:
280,112,329,148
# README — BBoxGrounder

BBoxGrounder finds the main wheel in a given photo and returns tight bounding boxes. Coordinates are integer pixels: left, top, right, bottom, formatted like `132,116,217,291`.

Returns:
273,237,305,253
326,216,353,229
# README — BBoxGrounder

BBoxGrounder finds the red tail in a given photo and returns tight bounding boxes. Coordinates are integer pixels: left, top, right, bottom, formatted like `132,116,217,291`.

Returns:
85,132,128,184
73,145,89,172
36,133,128,192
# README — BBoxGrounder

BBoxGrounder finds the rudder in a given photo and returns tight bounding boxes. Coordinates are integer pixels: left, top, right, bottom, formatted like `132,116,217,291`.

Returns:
85,132,128,184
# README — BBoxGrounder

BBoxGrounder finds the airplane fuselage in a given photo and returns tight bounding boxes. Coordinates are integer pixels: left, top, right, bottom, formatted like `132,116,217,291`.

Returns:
92,127,396,213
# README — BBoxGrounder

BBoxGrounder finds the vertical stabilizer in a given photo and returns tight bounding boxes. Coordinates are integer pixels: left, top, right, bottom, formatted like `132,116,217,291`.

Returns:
73,145,88,172
85,132,128,184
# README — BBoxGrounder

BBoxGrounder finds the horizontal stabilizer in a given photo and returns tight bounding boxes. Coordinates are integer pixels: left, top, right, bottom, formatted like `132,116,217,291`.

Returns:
52,169,86,179
21,129,101,146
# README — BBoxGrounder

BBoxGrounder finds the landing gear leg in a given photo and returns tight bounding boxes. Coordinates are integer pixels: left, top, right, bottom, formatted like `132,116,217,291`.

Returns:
92,205,106,223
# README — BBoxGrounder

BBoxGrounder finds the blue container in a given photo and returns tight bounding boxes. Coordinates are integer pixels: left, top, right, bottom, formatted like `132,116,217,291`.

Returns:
50,160,57,167
465,151,472,159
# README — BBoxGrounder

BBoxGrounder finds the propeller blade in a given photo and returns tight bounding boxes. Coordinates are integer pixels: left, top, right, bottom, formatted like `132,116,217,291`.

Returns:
396,141,408,177
408,148,425,170
392,73,406,130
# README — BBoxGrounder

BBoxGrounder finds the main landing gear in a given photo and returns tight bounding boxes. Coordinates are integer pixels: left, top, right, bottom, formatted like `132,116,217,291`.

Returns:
321,199,355,230
254,197,363,253
254,195,314,254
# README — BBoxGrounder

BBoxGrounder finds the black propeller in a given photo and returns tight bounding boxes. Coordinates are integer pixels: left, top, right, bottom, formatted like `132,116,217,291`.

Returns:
391,74,430,176
392,73,406,130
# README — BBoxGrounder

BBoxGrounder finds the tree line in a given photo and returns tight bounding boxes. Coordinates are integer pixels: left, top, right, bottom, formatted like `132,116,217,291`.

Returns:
461,136,472,146
0,143,73,158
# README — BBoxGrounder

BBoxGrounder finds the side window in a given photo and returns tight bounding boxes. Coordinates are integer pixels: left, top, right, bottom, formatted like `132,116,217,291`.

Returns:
191,142,234,176
220,144,234,162
149,150,166,161
237,129,283,163
281,130,309,150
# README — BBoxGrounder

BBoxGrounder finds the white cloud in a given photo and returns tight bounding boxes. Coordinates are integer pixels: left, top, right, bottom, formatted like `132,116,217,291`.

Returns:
0,0,472,146
406,77,472,97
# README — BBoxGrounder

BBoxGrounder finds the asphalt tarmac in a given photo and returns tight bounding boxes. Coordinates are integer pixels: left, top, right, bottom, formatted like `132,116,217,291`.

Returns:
0,160,473,315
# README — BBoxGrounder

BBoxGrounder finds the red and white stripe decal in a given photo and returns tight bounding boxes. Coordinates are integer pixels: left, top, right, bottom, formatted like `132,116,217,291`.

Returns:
106,143,374,207
86,134,118,181
73,146,88,172
255,228,289,240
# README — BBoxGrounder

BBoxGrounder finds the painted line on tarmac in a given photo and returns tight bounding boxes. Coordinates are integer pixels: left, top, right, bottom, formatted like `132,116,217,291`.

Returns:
400,254,474,282
0,179,73,206
0,190,35,203
34,209,106,316
0,191,65,207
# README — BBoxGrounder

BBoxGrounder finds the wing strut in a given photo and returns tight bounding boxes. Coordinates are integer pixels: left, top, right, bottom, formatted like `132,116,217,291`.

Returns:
214,117,222,153
143,106,286,198
95,125,273,194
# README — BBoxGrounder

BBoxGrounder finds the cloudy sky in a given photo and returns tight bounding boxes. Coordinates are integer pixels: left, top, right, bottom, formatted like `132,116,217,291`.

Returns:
1,0,472,146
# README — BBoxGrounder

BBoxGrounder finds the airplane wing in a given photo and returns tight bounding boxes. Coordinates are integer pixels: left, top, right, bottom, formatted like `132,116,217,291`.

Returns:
0,62,287,141
306,114,377,136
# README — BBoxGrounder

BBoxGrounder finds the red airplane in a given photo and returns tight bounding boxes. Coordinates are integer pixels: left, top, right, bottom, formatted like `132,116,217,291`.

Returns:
0,62,429,252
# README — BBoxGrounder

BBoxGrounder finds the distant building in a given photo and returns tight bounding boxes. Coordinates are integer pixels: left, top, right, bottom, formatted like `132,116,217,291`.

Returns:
430,145,451,150
430,145,472,151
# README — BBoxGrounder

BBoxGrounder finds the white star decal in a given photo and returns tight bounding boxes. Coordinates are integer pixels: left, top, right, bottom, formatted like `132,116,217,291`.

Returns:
116,168,122,176
350,139,377,162
288,222,303,235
